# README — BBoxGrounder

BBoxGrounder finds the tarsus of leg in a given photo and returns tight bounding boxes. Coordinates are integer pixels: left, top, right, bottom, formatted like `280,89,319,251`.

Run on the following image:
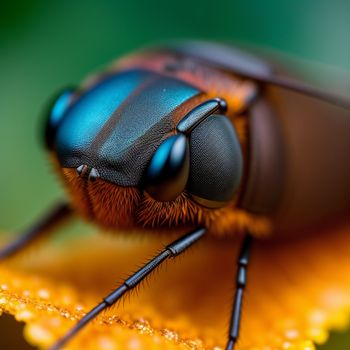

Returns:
49,227,206,350
225,234,253,350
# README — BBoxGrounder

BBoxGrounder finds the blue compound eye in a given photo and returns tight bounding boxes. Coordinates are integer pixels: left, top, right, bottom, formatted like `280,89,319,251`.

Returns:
44,88,74,150
144,134,190,201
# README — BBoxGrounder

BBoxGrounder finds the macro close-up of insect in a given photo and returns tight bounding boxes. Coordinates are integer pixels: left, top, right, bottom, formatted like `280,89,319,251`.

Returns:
1,39,350,350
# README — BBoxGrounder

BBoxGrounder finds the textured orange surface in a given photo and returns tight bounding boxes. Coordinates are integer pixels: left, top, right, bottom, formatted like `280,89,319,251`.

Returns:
1,220,350,349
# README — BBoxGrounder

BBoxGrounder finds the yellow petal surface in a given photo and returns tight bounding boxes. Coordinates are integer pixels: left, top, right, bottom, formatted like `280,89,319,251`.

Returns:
1,222,350,350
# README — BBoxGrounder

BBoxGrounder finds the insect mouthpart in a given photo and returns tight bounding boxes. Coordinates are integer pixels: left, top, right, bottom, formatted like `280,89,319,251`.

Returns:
76,165,100,182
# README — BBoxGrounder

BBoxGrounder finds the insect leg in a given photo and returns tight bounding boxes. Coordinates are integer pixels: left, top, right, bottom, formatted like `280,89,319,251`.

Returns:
48,227,206,350
226,234,253,350
0,202,72,260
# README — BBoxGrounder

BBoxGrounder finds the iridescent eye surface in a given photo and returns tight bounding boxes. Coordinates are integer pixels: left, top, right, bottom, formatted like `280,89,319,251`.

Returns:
144,134,189,201
187,114,243,208
44,89,74,149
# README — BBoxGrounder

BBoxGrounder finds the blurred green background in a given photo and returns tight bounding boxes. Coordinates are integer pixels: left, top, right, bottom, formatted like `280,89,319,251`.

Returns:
0,0,349,349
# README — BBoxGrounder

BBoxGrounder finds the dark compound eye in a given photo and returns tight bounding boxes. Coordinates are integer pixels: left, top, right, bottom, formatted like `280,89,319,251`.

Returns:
187,114,243,208
44,88,74,150
144,134,190,201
